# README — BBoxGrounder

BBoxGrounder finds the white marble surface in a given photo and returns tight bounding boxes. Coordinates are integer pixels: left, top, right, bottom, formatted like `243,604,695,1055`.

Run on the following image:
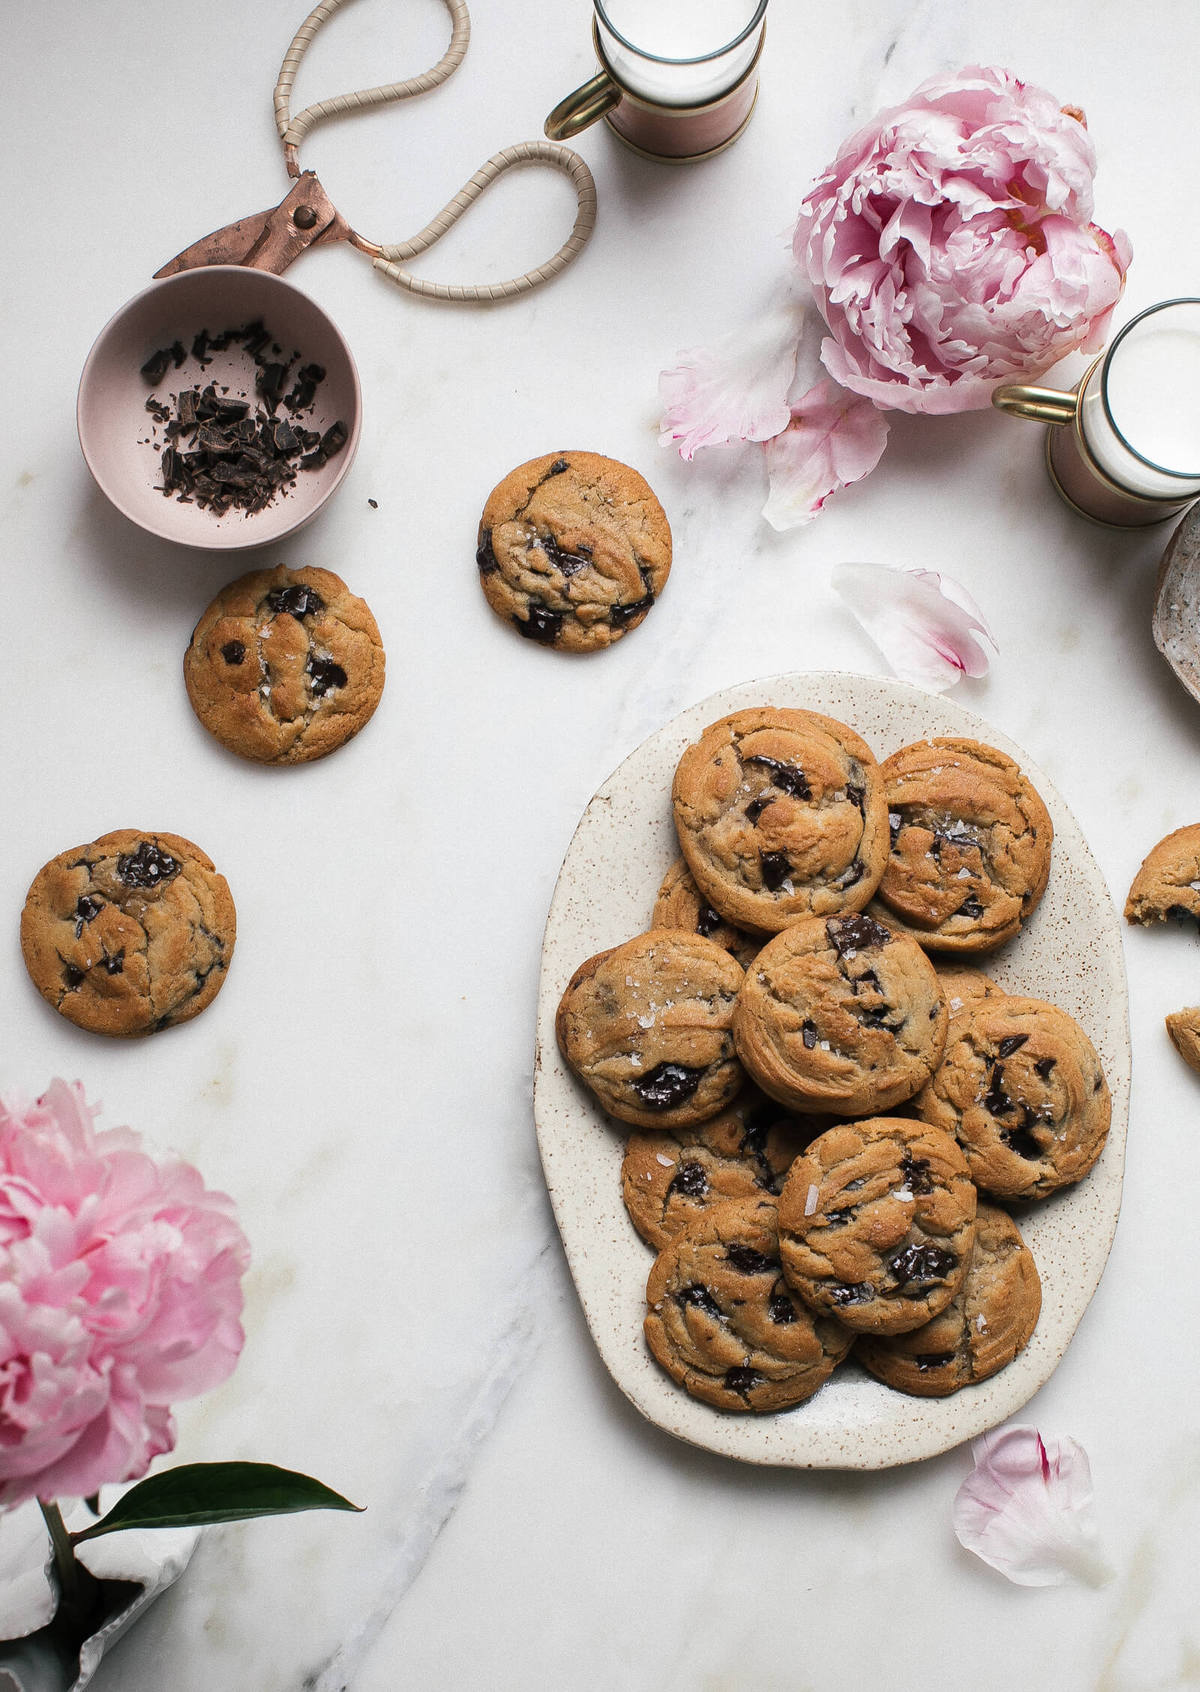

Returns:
2,2,1200,1688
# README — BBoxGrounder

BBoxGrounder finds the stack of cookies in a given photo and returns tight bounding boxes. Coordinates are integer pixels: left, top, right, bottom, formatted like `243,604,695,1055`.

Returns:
555,706,1110,1414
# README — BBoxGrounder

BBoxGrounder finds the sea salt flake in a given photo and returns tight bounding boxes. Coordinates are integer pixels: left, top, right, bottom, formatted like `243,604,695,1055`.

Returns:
804,1183,820,1216
656,1153,676,1168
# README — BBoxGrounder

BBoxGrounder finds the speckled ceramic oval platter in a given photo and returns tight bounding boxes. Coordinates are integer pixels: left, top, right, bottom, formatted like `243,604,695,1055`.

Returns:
534,672,1131,1469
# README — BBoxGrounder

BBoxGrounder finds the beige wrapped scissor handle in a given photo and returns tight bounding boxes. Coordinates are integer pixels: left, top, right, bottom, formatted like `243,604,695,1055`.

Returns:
158,0,597,303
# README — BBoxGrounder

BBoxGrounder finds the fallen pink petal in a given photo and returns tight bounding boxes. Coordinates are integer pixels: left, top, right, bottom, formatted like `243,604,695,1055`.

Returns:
657,298,804,460
953,1426,1113,1587
831,560,997,690
762,379,890,529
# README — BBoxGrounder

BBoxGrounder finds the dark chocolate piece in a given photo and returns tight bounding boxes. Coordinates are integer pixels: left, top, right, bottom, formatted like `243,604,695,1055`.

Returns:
116,841,180,890
667,1160,708,1199
724,1243,775,1276
631,1062,706,1110
746,755,811,800
759,851,791,891
516,603,563,645
826,912,891,957
888,1243,956,1285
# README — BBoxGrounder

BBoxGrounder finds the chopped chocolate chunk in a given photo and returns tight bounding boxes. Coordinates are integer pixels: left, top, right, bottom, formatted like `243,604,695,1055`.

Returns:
982,1062,1011,1117
846,783,865,812
608,594,653,630
517,603,563,644
725,1243,775,1275
826,912,891,957
116,841,181,890
62,962,85,989
547,458,570,475
267,584,324,618
760,850,792,891
667,1160,708,1199
695,903,722,938
802,1020,818,1049
1035,1056,1056,1081
745,795,771,825
834,859,865,889
221,641,246,671
631,1062,706,1110
538,534,592,578
955,894,985,919
997,1034,1029,1058
824,1208,856,1227
476,529,498,574
889,1243,956,1285
307,656,347,697
724,1366,760,1395
830,1281,873,1307
678,1284,720,1317
900,1152,933,1194
319,420,347,458
368,497,378,509
1002,1123,1043,1160
102,950,124,976
140,346,173,385
915,1352,956,1371
74,895,101,937
768,1287,798,1324
746,755,811,800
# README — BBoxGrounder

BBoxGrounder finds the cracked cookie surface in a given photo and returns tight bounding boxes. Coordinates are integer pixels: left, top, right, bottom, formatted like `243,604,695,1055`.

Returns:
1125,824,1200,924
184,563,385,764
856,1201,1041,1395
621,1085,826,1251
20,830,236,1037
732,912,948,1115
869,738,1052,953
476,451,671,652
671,707,889,933
643,1196,855,1412
913,994,1110,1200
776,1116,976,1335
555,929,744,1129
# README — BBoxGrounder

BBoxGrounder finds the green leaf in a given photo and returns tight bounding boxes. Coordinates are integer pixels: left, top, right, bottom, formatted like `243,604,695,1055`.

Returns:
71,1463,363,1543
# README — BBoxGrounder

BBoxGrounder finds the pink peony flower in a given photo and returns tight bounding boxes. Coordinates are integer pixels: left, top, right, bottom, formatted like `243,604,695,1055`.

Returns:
793,66,1132,415
0,1081,249,1509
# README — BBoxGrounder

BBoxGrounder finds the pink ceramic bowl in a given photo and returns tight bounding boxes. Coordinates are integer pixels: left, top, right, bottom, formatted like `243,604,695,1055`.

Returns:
77,267,361,550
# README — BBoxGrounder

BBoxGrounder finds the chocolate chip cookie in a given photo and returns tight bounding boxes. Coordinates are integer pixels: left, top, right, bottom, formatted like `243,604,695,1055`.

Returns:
856,1202,1041,1395
476,451,671,651
732,913,948,1116
555,929,744,1128
1125,824,1200,924
621,1086,824,1250
1166,1007,1200,1073
913,995,1111,1200
671,707,889,933
776,1116,977,1335
870,738,1052,952
21,831,236,1037
652,857,767,969
936,965,1001,1017
643,1196,855,1412
184,564,385,764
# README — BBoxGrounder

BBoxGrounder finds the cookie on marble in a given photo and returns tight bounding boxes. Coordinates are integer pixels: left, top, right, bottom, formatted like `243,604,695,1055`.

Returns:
20,830,235,1037
913,994,1110,1200
1125,825,1200,925
184,563,385,764
671,708,889,935
476,451,671,652
652,857,768,969
1166,1007,1200,1074
870,738,1052,953
936,966,1001,1018
621,1086,824,1250
555,928,744,1129
776,1116,977,1335
643,1196,855,1412
856,1202,1041,1396
732,912,948,1116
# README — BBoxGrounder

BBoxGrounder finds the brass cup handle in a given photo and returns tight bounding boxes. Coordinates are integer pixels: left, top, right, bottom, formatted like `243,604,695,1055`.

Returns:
545,70,622,140
991,382,1079,426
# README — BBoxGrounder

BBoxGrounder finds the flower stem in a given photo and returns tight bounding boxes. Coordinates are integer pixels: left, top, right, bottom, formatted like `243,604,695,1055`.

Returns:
38,1500,82,1611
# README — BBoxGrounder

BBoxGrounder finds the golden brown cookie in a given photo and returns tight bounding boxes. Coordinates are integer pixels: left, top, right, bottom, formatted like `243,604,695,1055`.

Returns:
184,563,385,764
672,708,889,933
1166,1008,1200,1073
732,912,948,1116
1125,824,1200,924
555,929,744,1129
776,1116,977,1335
643,1196,855,1412
20,831,235,1037
476,451,671,651
856,1202,1041,1395
936,965,1001,1017
651,857,767,969
913,994,1110,1200
621,1086,825,1250
870,738,1052,953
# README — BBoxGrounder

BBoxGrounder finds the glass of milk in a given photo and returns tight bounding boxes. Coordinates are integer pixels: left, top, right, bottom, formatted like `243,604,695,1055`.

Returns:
545,0,769,161
994,299,1200,527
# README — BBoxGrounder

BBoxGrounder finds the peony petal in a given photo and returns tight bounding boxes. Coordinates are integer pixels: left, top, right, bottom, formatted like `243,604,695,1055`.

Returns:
761,379,890,529
658,297,804,460
954,1426,1113,1587
831,561,997,690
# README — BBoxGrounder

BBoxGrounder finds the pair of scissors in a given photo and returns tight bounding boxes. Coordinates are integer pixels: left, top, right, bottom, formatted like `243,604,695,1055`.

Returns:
156,0,597,302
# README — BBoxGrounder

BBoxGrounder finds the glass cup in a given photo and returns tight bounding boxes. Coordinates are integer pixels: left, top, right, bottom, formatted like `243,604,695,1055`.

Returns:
545,0,769,162
993,299,1200,528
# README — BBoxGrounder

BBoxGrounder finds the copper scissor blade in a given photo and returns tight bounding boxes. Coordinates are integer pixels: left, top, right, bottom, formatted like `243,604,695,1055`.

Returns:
154,172,353,278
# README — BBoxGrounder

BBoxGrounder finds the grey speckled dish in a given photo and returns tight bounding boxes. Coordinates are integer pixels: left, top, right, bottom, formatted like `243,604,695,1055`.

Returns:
534,672,1131,1470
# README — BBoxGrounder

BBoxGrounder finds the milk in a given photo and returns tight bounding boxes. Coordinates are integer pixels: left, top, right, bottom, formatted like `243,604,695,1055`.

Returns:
1080,304,1200,499
596,0,766,105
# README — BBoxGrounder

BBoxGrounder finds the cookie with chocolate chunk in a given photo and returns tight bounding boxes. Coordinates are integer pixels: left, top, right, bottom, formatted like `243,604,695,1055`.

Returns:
870,738,1052,953
476,451,671,651
1125,824,1200,925
652,857,767,969
21,830,235,1037
671,707,889,933
936,965,1001,1018
856,1202,1041,1395
184,563,385,764
732,912,948,1116
913,994,1110,1200
621,1086,823,1250
776,1116,977,1335
643,1196,855,1412
555,928,744,1129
